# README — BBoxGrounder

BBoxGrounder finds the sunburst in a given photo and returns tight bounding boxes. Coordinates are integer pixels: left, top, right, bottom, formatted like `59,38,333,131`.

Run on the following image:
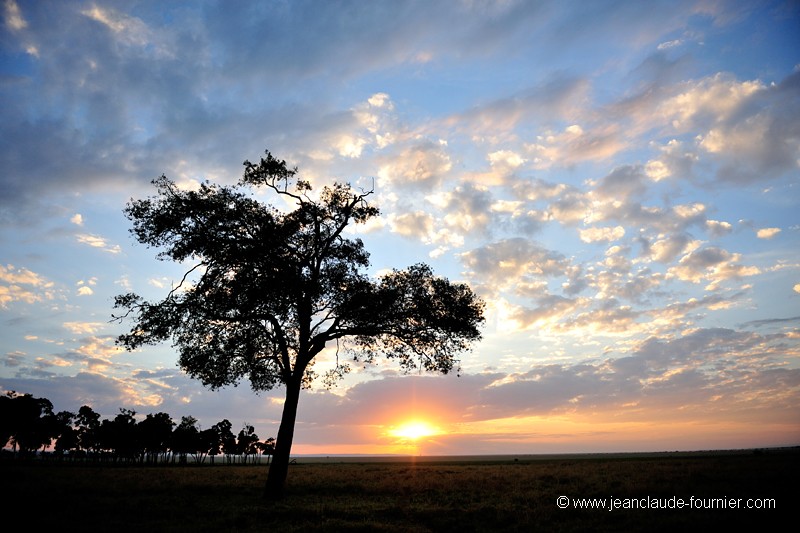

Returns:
389,420,441,440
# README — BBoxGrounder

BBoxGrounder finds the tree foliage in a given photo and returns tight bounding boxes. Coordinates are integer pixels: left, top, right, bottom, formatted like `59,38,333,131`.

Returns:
112,150,485,496
114,151,484,388
1,392,274,465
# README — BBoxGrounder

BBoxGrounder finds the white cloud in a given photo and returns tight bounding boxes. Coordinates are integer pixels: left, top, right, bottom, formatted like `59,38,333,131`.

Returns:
378,140,453,188
670,74,799,183
349,93,399,152
659,74,764,131
70,213,84,226
488,150,526,168
0,264,48,286
0,264,54,308
579,225,625,243
756,227,781,239
77,286,94,296
668,247,761,290
335,135,367,158
657,39,683,50
706,220,733,237
62,321,105,335
4,0,26,31
76,278,96,296
81,4,158,51
388,211,434,241
508,295,587,331
76,234,122,254
460,238,569,296
148,277,168,289
645,139,698,182
367,93,393,109
525,123,625,168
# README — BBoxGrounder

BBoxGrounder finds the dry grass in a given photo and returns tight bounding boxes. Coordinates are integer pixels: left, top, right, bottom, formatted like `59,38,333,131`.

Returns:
5,449,795,531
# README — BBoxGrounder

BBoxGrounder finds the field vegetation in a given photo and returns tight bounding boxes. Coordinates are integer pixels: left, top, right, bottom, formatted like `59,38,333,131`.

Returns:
5,448,794,531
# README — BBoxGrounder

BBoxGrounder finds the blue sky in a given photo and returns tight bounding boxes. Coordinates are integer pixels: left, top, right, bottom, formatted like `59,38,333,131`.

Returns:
1,0,798,455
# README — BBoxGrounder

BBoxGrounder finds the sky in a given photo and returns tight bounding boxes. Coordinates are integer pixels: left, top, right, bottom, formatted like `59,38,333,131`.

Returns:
1,0,799,456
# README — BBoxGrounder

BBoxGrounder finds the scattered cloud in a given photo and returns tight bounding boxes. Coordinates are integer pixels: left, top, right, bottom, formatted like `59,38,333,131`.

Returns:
0,264,54,308
63,322,106,336
668,246,760,290
76,234,122,254
579,225,625,243
756,227,781,239
4,0,26,31
0,1,797,454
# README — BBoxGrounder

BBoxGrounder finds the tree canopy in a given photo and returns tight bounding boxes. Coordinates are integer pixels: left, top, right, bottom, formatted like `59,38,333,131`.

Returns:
1,391,273,464
113,150,485,497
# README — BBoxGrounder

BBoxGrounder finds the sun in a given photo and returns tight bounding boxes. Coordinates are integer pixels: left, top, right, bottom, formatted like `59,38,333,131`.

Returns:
389,420,441,441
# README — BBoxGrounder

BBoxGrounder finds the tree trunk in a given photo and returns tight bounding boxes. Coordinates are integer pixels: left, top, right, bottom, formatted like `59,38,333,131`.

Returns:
264,375,302,499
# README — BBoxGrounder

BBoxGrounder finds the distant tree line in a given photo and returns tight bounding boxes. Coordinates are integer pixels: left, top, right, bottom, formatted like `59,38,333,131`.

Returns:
0,391,275,465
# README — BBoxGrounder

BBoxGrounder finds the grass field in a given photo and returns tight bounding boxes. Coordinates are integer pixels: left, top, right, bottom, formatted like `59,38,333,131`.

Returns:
5,448,795,531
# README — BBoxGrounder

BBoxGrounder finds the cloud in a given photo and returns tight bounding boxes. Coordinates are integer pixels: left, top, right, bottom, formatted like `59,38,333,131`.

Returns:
591,165,649,201
642,233,700,263
507,294,587,331
488,149,526,169
655,72,800,184
525,123,626,168
1,0,797,455
76,277,97,297
3,317,797,452
668,246,761,290
756,227,781,240
460,238,569,295
388,211,435,241
579,225,625,243
706,219,733,237
698,72,800,184
378,140,453,188
63,322,105,336
80,4,156,50
4,0,26,31
645,139,698,181
657,39,683,50
299,325,800,432
0,264,54,308
437,184,495,238
451,76,590,135
75,233,122,254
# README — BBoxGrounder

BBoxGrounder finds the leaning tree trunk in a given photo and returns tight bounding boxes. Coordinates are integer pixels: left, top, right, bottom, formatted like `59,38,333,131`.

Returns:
265,374,302,499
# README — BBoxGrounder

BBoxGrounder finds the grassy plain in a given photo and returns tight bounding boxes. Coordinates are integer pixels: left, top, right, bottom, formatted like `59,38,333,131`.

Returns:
5,448,795,532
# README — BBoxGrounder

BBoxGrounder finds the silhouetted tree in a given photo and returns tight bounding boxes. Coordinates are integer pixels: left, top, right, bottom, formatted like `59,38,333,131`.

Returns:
198,426,220,465
237,424,260,464
75,405,101,459
3,393,54,457
138,412,175,464
113,150,485,497
171,416,200,464
53,411,78,458
257,437,276,465
0,391,15,451
210,419,236,465
98,409,139,462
